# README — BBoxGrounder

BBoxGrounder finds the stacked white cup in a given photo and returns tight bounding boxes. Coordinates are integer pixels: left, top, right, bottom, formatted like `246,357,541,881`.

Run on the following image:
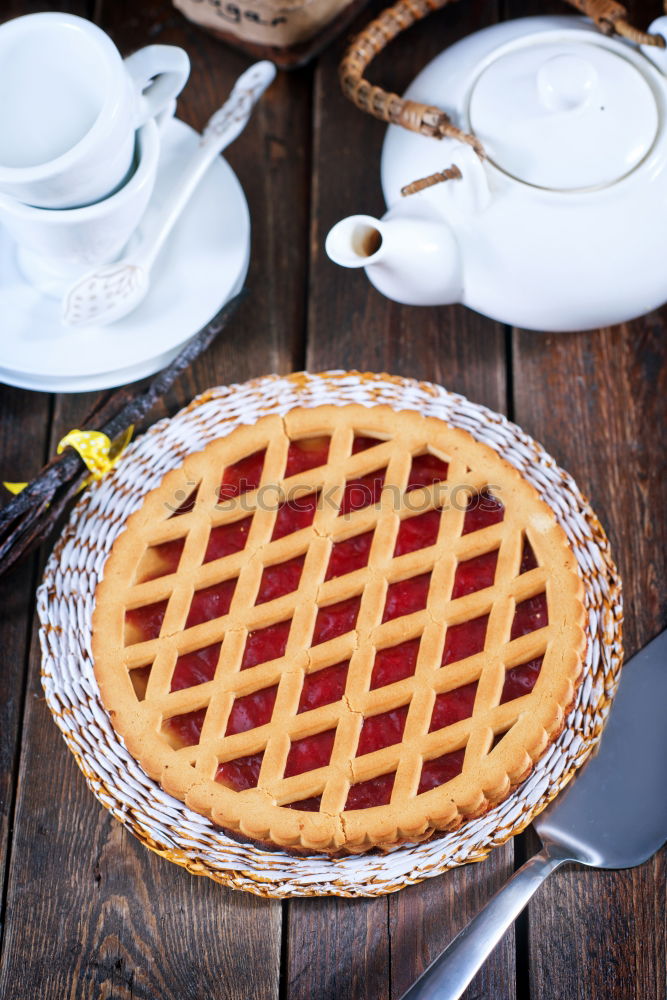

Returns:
0,12,189,296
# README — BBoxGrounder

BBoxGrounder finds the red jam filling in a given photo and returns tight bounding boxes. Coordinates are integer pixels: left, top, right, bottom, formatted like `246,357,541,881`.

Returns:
137,539,184,582
205,517,252,562
442,615,488,665
370,639,420,689
147,449,544,809
520,538,538,573
171,643,221,691
125,599,168,644
285,437,330,476
241,621,291,669
169,485,199,517
451,550,498,598
216,752,264,791
285,730,336,777
326,531,373,580
186,579,236,628
394,509,441,556
286,796,322,812
511,593,548,639
312,596,361,644
352,436,382,453
491,732,508,751
462,490,504,534
345,772,395,810
256,555,305,604
130,665,152,700
430,682,478,730
418,749,465,793
218,450,265,502
382,573,431,622
272,492,319,540
166,708,206,747
501,656,544,703
357,706,408,756
339,470,386,516
406,453,449,492
226,685,278,735
298,662,349,712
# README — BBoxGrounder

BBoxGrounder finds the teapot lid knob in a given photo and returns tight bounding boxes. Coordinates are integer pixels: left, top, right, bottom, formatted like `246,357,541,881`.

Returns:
537,54,598,111
468,36,658,190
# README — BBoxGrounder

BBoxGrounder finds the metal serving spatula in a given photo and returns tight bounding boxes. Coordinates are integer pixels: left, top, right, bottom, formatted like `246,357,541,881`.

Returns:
401,629,667,1000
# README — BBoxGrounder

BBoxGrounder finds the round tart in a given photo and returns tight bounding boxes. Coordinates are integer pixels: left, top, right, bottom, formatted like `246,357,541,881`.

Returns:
92,403,586,855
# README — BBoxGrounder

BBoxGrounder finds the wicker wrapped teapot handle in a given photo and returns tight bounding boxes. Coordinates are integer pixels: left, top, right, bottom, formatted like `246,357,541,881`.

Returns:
339,0,666,155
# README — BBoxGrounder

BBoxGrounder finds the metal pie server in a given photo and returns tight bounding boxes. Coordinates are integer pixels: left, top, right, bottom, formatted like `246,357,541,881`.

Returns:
400,629,667,1000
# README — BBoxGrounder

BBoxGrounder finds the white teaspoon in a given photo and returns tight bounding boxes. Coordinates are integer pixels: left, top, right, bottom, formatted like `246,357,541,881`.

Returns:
62,60,276,328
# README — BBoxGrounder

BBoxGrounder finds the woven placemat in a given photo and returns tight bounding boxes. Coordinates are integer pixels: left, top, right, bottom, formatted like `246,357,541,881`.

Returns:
37,371,623,898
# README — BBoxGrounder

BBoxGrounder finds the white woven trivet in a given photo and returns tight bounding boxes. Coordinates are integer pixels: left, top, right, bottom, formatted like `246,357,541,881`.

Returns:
38,372,623,898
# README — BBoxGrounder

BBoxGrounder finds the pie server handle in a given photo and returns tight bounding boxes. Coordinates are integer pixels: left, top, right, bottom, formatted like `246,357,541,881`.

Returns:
398,843,572,1000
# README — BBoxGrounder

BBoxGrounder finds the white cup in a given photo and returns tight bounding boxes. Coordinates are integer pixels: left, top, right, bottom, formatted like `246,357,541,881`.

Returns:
0,12,189,209
0,118,161,297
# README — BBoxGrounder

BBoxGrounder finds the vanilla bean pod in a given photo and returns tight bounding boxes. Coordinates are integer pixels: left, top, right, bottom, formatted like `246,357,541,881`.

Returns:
0,291,245,575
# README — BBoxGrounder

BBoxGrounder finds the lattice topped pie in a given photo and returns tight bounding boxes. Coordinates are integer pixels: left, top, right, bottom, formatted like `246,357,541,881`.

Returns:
92,403,586,855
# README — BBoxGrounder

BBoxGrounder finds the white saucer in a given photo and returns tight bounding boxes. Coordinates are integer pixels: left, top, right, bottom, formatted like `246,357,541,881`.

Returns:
0,118,250,393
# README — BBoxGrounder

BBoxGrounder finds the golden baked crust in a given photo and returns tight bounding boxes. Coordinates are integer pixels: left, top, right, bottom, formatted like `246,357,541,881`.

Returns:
92,404,586,854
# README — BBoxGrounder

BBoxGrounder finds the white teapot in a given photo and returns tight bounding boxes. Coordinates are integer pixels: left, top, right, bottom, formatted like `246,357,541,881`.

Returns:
326,14,667,331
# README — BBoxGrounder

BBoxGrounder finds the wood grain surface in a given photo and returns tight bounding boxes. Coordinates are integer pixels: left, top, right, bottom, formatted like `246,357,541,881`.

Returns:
0,0,664,997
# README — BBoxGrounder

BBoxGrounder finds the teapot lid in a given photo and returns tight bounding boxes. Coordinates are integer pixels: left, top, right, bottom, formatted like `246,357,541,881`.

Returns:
468,38,658,190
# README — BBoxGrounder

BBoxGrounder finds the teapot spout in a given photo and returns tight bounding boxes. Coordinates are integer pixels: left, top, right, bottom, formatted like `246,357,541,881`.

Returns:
325,211,462,307
325,215,386,269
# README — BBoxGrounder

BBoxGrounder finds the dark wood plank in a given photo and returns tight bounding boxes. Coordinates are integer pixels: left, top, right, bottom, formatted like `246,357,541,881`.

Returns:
0,0,310,995
389,850,517,1000
286,895,392,1000
513,324,667,658
306,0,506,406
288,3,514,999
0,392,51,915
0,659,280,1000
2,0,664,995
98,0,310,414
522,838,667,1000
499,0,667,991
512,321,667,1000
0,393,283,1000
0,0,87,941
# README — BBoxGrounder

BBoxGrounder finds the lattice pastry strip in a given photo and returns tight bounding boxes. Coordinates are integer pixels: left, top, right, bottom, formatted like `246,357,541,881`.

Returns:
463,507,526,776
258,421,362,791
316,439,418,813
93,404,586,855
388,450,467,807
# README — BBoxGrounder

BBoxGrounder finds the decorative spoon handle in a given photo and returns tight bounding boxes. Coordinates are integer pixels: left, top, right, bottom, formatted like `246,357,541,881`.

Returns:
141,60,276,271
399,844,572,1000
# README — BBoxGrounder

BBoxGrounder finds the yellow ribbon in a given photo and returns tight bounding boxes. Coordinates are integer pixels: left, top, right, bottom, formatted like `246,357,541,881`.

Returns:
57,426,134,483
3,426,134,496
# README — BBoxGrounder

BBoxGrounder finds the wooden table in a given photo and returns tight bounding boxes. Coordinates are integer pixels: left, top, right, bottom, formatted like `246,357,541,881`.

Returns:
0,0,665,997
